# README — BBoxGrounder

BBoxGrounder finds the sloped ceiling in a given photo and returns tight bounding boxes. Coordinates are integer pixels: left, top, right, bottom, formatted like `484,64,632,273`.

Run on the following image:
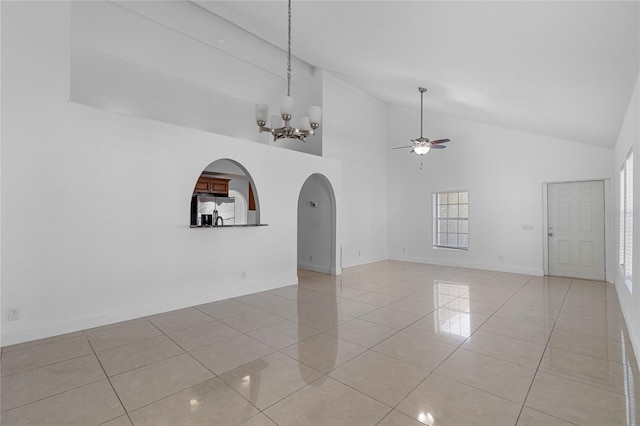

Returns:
195,0,639,148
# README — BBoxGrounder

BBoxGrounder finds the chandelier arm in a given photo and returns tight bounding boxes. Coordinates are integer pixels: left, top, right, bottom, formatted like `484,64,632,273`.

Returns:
271,126,314,139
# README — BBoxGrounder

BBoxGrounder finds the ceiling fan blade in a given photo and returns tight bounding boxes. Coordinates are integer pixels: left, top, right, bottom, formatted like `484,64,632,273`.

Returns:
430,139,450,145
392,145,413,150
430,145,447,149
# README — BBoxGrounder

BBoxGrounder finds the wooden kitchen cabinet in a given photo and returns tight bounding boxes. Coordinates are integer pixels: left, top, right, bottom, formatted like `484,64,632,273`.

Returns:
209,179,228,194
194,176,229,195
194,178,210,193
249,184,256,211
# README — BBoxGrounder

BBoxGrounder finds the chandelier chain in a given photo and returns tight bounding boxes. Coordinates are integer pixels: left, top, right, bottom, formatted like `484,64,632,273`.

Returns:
287,0,292,96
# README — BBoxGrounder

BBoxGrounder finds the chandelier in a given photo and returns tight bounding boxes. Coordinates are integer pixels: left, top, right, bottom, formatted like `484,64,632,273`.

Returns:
254,0,322,142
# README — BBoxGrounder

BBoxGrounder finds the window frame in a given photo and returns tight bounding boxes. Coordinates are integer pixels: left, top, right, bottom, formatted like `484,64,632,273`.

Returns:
620,166,625,267
432,190,469,251
621,149,633,292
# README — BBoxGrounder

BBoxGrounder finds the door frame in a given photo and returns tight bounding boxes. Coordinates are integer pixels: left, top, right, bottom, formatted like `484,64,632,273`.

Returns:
297,173,339,275
542,179,611,280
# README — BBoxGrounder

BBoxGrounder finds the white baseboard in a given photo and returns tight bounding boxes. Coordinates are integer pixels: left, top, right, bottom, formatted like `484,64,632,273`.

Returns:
297,262,332,274
342,255,389,269
612,278,640,370
388,255,544,276
0,276,298,347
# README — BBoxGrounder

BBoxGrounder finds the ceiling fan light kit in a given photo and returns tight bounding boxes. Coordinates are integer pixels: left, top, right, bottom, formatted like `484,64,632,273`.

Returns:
255,0,322,142
392,87,450,155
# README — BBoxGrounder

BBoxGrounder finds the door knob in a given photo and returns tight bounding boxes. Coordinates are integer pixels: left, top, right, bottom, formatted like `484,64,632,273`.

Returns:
548,232,553,236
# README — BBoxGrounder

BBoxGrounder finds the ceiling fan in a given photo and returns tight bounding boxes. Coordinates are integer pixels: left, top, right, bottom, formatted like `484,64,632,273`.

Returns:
393,87,450,155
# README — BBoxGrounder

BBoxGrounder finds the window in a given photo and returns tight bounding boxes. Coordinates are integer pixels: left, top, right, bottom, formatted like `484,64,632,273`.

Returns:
433,190,469,250
620,168,625,267
621,151,633,291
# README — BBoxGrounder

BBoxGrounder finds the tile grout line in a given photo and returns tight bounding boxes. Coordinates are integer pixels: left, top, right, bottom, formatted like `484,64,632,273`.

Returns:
0,331,84,355
0,375,107,415
85,332,136,426
5,267,623,426
513,276,572,425
343,273,517,422
154,312,318,424
108,318,231,419
111,318,264,422
414,275,547,423
375,265,500,421
0,350,93,380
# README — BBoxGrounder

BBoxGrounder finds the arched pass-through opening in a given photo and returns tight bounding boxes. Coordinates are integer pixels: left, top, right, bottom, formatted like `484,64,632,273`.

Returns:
190,158,261,227
297,173,337,275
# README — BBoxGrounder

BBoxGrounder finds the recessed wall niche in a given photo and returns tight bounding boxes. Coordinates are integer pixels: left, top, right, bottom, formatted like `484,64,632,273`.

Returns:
190,159,261,227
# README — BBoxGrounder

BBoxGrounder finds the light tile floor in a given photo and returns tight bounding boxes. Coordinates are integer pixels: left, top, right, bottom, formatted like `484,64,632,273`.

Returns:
1,261,639,425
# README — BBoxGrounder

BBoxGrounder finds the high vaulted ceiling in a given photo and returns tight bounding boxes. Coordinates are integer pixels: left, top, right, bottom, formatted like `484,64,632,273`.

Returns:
195,1,639,149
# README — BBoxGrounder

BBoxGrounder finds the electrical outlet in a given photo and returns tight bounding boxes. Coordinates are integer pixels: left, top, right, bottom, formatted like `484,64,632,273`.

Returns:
309,255,312,261
498,256,504,262
402,248,406,254
8,308,20,321
241,271,247,279
358,250,361,256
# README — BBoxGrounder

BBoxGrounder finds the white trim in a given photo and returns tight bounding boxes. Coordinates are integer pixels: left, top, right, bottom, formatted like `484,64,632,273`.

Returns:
0,276,298,347
297,262,332,274
613,279,640,369
342,255,389,269
388,255,544,276
432,190,470,250
542,183,549,275
297,173,340,276
543,179,607,279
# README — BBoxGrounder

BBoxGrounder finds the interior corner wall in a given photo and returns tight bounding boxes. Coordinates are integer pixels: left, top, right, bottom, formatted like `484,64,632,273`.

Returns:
386,105,615,276
321,71,389,268
612,71,640,359
0,1,341,346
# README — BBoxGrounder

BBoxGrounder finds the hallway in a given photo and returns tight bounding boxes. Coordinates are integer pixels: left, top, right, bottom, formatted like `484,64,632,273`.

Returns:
1,261,637,425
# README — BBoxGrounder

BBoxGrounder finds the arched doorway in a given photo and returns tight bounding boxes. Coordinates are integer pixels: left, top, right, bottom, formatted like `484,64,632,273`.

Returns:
297,173,337,275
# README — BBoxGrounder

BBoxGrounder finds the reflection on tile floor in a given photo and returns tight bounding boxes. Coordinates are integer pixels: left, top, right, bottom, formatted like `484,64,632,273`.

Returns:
1,261,639,425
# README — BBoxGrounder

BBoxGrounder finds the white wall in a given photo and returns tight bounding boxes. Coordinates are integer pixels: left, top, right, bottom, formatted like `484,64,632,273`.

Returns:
71,47,263,144
613,72,640,357
69,1,324,152
322,71,389,267
387,105,615,276
297,175,335,273
0,1,341,346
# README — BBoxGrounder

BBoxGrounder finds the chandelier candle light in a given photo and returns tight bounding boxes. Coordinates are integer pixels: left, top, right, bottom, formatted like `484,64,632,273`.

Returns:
255,0,322,142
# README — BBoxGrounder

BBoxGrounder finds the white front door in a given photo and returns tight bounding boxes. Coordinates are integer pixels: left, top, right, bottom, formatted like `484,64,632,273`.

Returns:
548,181,605,280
